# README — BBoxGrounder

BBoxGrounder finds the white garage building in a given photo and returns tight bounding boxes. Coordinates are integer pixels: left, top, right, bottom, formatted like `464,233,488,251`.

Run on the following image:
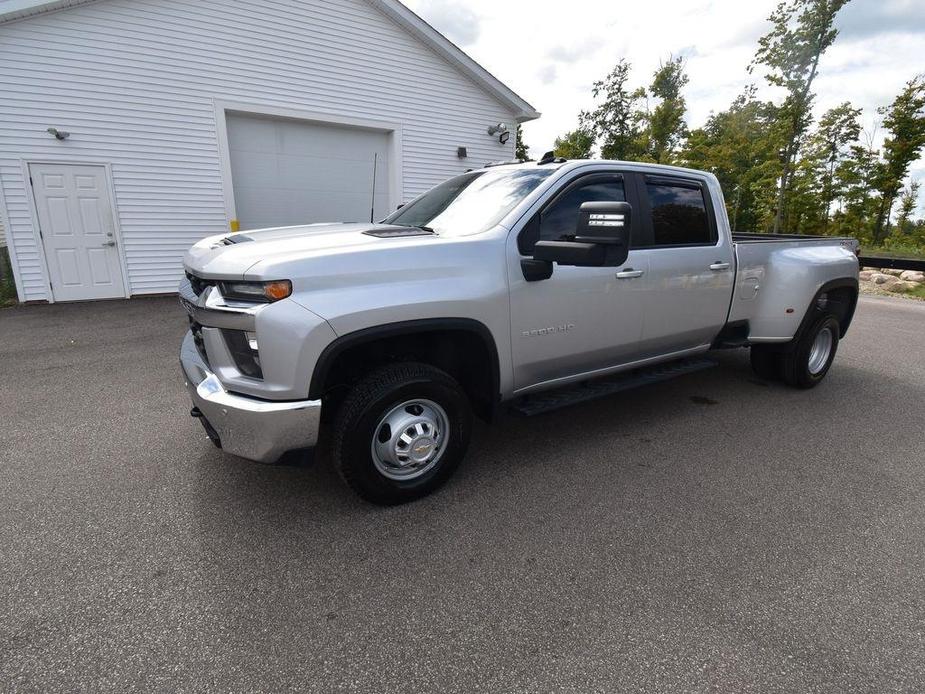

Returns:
0,0,538,303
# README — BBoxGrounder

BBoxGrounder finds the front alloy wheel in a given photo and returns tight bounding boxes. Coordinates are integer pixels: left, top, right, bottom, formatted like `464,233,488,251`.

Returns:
331,362,472,505
371,399,450,481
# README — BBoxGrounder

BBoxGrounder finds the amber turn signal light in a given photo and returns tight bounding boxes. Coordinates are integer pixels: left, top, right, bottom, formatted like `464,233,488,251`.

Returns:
263,280,292,301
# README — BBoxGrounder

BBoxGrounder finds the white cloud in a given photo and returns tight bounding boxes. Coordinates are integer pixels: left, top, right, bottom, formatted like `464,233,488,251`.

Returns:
404,0,925,210
412,0,481,46
536,64,557,85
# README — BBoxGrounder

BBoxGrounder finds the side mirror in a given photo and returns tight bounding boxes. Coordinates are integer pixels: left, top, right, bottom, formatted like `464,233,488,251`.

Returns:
575,201,631,248
533,201,631,268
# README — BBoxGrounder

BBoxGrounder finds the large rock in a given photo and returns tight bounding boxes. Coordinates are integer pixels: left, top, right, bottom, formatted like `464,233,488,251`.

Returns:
886,280,918,293
872,273,899,285
899,270,924,283
882,268,905,277
859,270,875,281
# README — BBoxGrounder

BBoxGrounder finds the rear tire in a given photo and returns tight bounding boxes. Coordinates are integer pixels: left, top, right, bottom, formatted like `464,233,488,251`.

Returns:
750,345,782,380
331,362,472,505
781,314,840,389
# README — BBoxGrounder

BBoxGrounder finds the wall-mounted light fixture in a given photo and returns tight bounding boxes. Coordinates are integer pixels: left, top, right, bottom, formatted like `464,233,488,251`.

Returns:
47,127,70,140
487,122,510,145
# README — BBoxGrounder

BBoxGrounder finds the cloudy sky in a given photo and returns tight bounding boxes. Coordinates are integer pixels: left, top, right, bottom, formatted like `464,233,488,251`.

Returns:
405,0,925,190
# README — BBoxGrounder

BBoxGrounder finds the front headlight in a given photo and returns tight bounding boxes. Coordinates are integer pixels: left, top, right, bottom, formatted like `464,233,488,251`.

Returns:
219,280,292,303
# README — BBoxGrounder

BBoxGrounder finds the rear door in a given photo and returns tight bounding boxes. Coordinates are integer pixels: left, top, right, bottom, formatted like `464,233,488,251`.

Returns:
633,174,734,355
508,171,649,391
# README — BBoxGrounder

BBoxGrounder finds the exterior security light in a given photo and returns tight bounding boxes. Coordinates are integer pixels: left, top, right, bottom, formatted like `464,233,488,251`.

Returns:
47,127,70,140
487,122,508,136
499,131,510,145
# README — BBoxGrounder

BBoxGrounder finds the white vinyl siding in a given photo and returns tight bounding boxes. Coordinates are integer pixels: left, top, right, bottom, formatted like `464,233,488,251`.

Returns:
0,0,518,301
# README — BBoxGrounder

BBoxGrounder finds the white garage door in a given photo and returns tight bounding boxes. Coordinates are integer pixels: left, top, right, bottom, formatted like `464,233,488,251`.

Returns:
227,113,391,230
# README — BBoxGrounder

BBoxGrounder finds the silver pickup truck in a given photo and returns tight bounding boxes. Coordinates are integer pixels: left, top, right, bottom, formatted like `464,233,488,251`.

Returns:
180,159,859,504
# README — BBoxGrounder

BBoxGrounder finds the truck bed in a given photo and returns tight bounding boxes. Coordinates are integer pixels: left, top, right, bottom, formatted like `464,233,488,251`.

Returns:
727,232,859,341
732,231,856,244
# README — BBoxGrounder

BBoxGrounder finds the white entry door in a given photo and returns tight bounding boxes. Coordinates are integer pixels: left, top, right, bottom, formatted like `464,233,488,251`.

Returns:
30,163,125,301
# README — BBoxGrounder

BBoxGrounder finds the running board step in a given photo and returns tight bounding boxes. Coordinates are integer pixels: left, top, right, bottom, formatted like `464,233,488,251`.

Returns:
509,357,718,417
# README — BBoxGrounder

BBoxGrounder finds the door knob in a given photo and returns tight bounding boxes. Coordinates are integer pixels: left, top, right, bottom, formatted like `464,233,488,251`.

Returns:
616,269,644,279
102,241,116,247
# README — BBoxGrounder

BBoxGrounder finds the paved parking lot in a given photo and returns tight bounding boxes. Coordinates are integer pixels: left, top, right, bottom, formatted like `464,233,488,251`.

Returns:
1,295,924,692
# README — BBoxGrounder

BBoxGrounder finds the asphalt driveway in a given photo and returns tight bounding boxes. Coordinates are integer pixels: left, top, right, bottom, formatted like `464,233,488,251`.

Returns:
1,295,924,693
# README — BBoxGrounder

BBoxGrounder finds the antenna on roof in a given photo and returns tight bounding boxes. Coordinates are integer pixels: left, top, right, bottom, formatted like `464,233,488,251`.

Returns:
369,152,378,223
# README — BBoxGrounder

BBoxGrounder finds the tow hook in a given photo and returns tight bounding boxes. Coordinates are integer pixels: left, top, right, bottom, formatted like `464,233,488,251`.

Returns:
190,407,222,448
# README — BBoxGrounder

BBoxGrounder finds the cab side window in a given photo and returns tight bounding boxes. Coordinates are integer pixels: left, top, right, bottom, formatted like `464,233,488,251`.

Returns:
519,176,625,254
644,178,714,246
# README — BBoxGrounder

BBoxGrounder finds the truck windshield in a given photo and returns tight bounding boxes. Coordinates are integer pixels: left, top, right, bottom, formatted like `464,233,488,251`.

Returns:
383,168,555,236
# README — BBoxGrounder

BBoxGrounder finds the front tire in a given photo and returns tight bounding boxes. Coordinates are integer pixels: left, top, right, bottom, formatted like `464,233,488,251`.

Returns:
781,314,840,389
331,362,472,505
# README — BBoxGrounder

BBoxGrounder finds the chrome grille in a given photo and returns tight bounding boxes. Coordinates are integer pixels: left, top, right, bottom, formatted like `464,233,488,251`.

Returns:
185,271,215,297
188,317,208,365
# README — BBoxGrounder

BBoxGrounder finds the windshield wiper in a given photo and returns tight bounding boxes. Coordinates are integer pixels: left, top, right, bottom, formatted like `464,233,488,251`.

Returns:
410,224,435,233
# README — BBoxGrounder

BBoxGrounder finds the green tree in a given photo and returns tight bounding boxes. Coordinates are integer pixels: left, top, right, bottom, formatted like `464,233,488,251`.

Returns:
581,59,647,160
643,56,690,164
752,0,849,232
552,128,594,159
681,88,781,231
892,180,920,238
514,124,530,161
830,139,880,241
872,75,925,242
809,102,862,231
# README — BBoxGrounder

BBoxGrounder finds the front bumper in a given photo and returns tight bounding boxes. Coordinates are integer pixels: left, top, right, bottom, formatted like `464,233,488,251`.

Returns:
180,330,321,462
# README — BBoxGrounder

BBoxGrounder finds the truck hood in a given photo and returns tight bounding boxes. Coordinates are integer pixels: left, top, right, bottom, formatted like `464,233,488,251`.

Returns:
183,221,505,326
183,223,437,278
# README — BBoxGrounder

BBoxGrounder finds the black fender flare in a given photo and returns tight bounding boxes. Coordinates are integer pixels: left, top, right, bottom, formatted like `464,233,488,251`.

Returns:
308,318,501,402
793,277,859,343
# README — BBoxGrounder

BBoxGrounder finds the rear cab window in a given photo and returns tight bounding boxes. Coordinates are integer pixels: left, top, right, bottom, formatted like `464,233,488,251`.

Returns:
642,176,717,247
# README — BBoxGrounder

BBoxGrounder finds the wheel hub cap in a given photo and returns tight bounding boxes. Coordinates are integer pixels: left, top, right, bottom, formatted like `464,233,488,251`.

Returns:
371,399,449,480
808,326,833,375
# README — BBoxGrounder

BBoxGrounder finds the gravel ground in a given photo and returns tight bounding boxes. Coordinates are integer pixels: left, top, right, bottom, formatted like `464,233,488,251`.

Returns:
1,295,924,693
859,281,924,300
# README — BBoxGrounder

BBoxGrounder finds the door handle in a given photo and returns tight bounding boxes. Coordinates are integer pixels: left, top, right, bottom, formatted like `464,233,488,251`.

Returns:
616,269,644,279
709,262,730,271
102,241,116,247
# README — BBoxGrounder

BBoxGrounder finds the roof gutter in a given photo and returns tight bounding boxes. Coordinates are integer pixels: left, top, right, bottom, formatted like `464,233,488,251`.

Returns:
0,0,98,25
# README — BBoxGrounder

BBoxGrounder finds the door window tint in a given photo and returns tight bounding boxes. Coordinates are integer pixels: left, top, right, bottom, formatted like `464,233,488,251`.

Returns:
645,180,713,246
541,178,625,242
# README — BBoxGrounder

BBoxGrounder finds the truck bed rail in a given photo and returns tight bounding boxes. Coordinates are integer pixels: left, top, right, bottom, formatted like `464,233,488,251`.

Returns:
732,232,855,243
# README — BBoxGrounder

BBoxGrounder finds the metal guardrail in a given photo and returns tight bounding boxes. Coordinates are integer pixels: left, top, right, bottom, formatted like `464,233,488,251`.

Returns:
857,256,925,272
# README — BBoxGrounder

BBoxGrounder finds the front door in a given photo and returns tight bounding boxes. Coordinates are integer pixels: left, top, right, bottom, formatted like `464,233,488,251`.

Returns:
30,163,125,301
508,172,649,392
